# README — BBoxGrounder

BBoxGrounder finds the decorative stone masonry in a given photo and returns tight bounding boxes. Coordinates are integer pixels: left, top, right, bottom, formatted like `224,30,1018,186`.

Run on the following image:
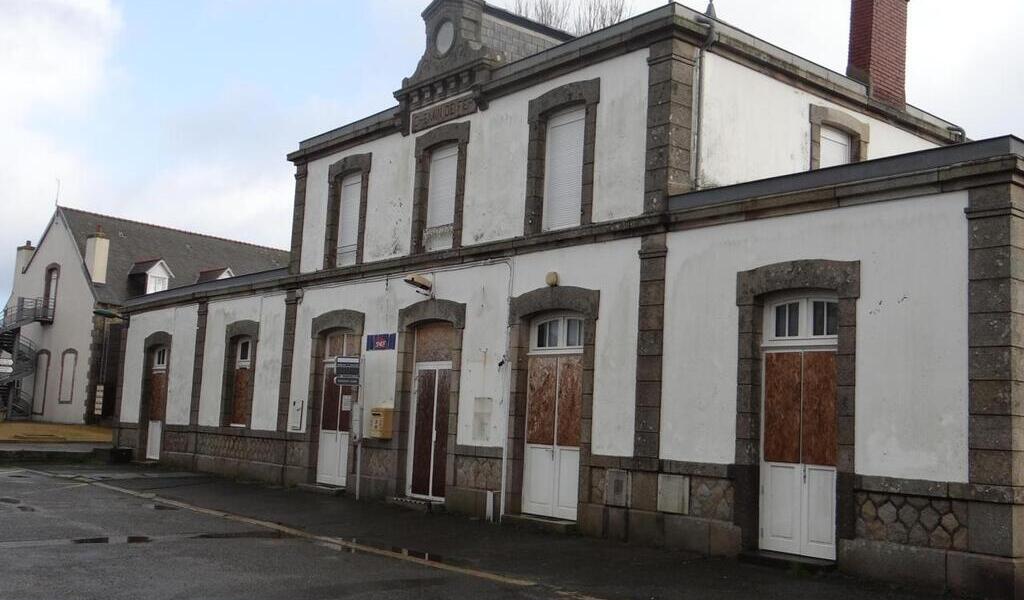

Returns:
323,153,372,268
689,477,734,522
412,122,470,253
524,79,600,235
856,492,968,551
288,164,307,275
276,291,301,432
644,38,696,213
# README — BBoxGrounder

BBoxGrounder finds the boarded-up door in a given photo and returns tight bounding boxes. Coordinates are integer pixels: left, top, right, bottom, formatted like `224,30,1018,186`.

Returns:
408,322,454,500
523,354,582,520
146,352,168,461
761,350,837,560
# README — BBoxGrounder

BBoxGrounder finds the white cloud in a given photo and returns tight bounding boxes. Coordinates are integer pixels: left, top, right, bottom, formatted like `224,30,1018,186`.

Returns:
0,0,121,301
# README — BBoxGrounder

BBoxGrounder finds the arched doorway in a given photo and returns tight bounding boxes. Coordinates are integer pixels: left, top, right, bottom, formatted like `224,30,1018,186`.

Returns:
145,345,169,460
407,321,453,500
523,313,584,520
317,330,361,487
759,294,839,560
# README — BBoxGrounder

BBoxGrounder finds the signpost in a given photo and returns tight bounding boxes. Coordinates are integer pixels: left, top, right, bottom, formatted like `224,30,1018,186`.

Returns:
333,357,360,386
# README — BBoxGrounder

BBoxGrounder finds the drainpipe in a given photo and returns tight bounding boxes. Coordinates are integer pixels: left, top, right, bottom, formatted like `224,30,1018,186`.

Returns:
497,258,515,523
693,4,718,191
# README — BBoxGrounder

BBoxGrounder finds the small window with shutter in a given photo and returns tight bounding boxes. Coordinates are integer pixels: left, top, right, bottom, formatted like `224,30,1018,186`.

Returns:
543,107,585,231
336,173,361,266
424,143,458,251
819,126,853,168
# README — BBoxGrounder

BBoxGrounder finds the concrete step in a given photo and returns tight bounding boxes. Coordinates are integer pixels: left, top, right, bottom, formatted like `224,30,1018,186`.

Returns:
739,550,836,573
502,513,578,535
297,483,346,496
386,496,445,513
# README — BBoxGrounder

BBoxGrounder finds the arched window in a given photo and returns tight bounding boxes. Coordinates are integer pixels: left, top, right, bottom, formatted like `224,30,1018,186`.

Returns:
531,313,585,352
58,349,78,405
764,295,839,346
44,265,59,310
152,346,168,372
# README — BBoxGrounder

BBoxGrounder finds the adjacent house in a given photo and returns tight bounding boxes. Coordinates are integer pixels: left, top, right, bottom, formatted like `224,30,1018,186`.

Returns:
110,0,1024,596
1,207,288,424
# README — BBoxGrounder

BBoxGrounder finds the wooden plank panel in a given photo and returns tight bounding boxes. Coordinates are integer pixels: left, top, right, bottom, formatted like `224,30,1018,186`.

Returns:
801,352,837,467
415,322,453,362
763,352,801,464
231,368,251,425
149,372,167,421
556,355,582,447
526,356,557,445
411,369,436,496
432,369,451,498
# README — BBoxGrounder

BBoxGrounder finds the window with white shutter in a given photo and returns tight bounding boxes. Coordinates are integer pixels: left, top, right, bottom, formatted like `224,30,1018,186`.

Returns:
819,126,852,168
424,143,458,251
336,173,361,266
543,107,585,231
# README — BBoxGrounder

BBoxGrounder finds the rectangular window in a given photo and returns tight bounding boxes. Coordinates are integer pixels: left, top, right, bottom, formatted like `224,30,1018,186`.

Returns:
336,173,361,266
543,107,585,231
424,144,458,251
774,302,800,338
812,300,839,337
566,318,583,347
147,276,168,294
819,126,852,168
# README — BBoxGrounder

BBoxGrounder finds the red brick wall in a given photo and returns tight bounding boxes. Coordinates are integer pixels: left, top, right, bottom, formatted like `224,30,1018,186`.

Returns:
847,0,908,106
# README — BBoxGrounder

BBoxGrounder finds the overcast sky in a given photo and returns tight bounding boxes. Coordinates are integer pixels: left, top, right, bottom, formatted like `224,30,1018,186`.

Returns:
2,0,1022,302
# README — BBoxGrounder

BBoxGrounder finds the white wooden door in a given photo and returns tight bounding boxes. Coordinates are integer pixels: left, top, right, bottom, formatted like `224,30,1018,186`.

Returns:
146,421,162,461
760,351,837,560
523,354,581,521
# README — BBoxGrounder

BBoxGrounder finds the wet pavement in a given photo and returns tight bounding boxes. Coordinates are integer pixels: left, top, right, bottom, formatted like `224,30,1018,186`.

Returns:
0,463,947,599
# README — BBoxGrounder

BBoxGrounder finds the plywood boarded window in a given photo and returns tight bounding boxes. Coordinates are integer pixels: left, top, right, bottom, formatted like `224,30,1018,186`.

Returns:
414,322,453,363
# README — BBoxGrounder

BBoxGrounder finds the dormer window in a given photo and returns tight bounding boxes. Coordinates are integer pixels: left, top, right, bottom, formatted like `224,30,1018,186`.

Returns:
129,259,175,296
819,126,852,168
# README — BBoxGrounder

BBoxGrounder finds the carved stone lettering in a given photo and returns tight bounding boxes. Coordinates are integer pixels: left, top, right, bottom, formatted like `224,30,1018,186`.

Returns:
411,97,477,133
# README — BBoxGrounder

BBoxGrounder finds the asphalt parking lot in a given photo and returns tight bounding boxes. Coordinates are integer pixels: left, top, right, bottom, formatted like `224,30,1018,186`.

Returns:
0,463,945,600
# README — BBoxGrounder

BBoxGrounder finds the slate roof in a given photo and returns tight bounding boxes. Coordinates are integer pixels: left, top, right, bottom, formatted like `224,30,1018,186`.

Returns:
58,207,289,306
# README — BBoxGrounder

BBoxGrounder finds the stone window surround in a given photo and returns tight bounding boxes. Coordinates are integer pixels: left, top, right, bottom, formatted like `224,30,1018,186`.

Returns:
524,79,601,236
306,309,365,483
57,348,78,405
506,285,600,516
220,320,259,429
809,104,870,169
381,299,467,500
137,331,172,460
323,154,373,269
411,122,471,254
734,259,860,549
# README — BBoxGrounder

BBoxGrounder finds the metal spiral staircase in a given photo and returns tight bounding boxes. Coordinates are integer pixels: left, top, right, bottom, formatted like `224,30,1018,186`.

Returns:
0,298,54,422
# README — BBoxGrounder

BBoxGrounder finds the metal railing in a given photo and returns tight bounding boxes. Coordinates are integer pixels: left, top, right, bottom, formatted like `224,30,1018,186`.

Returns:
0,388,32,422
0,336,37,387
0,297,55,334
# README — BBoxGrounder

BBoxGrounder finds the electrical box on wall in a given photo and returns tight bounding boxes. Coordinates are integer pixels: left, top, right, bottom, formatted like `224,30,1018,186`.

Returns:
369,408,394,440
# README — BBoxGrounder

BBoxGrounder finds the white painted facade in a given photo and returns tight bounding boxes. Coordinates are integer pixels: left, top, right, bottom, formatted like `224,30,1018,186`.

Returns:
198,294,287,431
661,191,969,483
120,304,198,426
697,52,938,189
7,214,96,423
299,50,651,273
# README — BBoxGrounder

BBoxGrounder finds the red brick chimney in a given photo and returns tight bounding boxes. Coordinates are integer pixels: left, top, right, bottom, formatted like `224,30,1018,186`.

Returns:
847,0,908,107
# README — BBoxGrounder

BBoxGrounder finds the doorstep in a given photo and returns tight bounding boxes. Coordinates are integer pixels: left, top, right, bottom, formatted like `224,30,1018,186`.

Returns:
738,549,836,573
502,513,579,535
298,483,346,496
387,496,445,513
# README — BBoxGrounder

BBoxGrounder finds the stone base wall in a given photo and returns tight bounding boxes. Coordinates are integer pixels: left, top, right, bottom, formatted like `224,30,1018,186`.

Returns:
578,462,742,556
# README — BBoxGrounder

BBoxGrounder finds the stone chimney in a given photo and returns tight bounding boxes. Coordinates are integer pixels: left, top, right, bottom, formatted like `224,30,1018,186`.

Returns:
84,228,110,285
847,0,908,107
15,241,34,276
